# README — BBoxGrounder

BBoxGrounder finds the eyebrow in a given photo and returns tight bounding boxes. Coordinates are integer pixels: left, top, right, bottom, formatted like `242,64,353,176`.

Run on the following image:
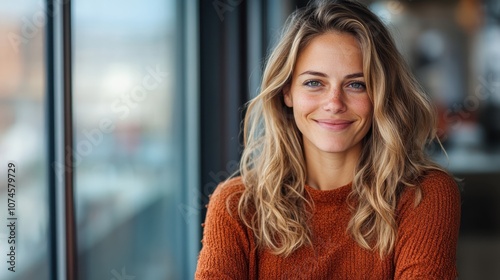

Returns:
298,71,364,79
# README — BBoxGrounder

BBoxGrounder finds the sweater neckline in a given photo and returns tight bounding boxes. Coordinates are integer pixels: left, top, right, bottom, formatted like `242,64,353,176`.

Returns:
304,182,352,204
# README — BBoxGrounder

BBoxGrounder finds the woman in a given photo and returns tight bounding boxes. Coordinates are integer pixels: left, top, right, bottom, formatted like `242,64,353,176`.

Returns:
196,0,461,279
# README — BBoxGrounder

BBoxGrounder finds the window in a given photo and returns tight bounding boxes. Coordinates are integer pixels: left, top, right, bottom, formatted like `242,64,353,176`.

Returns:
0,2,49,280
72,0,195,279
1,1,199,279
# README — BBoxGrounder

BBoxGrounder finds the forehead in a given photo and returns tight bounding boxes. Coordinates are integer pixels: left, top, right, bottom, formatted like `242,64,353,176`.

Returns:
294,32,363,74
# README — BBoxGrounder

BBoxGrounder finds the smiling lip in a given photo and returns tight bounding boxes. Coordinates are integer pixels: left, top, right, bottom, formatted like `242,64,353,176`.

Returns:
315,119,354,131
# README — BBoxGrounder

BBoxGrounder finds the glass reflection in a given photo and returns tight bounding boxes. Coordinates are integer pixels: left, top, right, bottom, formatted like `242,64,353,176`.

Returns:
73,0,183,279
0,2,49,280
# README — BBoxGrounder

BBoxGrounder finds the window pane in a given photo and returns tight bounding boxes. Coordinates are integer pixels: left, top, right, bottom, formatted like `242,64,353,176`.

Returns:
0,2,49,280
72,0,184,279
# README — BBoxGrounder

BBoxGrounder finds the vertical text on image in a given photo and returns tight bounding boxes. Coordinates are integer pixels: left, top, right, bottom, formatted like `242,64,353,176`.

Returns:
6,162,17,272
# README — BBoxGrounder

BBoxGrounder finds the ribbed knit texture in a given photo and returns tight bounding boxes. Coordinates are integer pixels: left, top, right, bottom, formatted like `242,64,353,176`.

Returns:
195,171,461,279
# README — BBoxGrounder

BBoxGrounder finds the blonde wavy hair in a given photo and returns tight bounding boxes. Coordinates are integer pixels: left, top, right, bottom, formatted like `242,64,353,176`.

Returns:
237,0,446,258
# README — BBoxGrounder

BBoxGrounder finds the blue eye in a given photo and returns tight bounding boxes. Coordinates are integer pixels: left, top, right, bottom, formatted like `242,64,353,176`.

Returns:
348,81,366,90
304,80,323,87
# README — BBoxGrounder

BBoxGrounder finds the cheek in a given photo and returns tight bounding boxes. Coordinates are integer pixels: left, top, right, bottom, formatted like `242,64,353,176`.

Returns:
290,95,316,130
353,97,373,121
293,94,318,115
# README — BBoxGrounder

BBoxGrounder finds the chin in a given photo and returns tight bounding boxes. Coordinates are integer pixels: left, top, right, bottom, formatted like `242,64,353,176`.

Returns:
316,137,365,153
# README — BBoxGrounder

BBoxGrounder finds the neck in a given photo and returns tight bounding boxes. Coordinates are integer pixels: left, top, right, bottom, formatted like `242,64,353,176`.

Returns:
304,144,361,191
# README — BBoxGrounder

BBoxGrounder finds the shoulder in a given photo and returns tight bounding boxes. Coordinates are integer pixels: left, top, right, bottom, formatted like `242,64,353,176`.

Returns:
419,170,461,205
208,176,246,215
197,177,254,279
398,170,461,217
394,170,461,278
402,170,459,200
211,176,246,203
419,169,459,194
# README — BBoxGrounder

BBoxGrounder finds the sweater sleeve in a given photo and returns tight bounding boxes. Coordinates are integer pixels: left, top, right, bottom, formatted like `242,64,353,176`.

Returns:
394,171,461,280
195,180,251,280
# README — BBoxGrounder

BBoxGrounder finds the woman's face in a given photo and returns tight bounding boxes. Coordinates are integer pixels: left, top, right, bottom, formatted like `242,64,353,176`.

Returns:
284,32,373,157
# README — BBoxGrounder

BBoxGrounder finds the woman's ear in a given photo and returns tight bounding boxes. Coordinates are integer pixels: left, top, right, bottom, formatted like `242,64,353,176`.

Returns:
283,84,293,107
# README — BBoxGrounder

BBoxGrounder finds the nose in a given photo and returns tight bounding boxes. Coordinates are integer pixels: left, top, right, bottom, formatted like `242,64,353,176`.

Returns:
323,88,347,113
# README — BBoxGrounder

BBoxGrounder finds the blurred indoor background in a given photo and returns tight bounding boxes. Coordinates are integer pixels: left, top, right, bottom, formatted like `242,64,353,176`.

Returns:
0,0,498,279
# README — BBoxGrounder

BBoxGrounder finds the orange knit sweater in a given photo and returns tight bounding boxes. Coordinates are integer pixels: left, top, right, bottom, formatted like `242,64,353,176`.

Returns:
195,171,461,279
